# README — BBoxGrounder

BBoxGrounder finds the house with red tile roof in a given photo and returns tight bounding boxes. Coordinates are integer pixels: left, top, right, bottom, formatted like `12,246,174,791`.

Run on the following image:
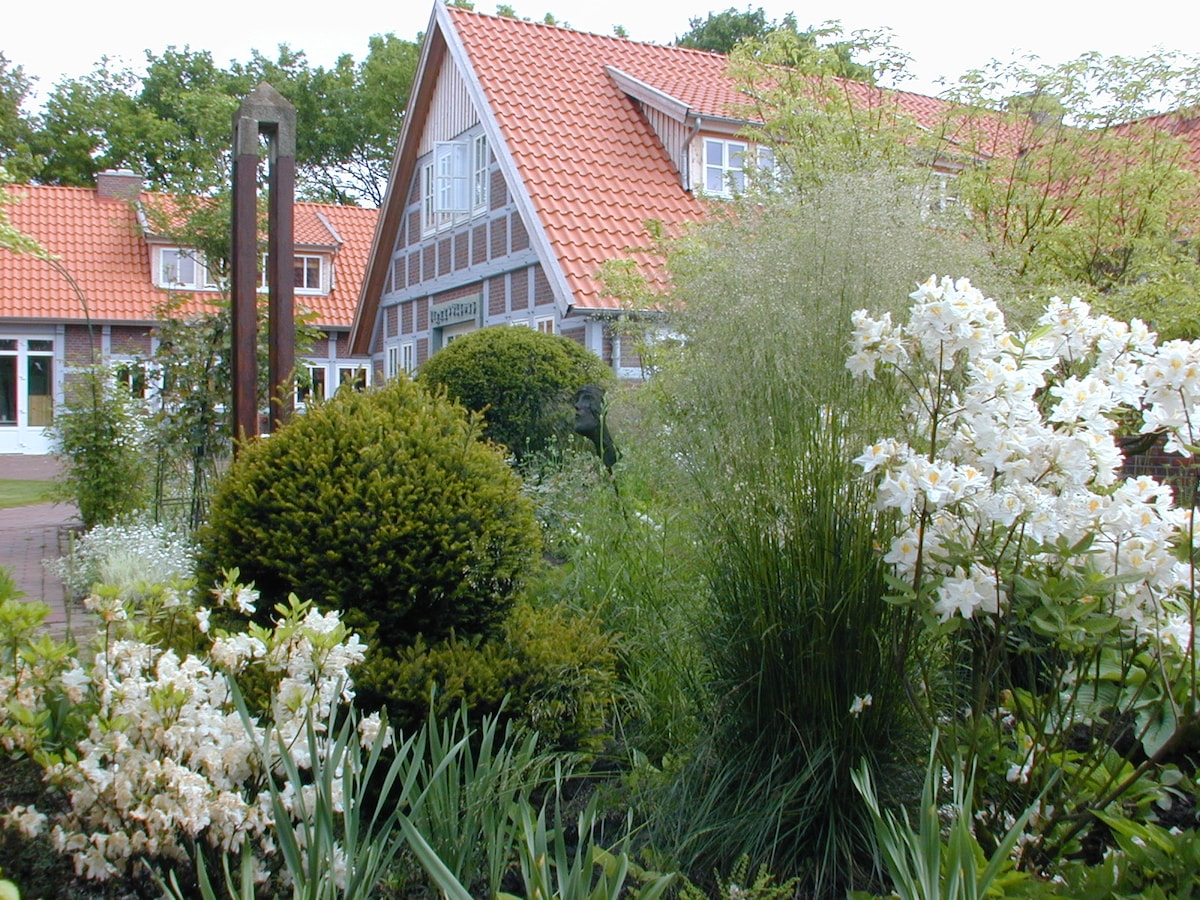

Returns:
351,5,1200,381
348,4,996,378
0,170,378,454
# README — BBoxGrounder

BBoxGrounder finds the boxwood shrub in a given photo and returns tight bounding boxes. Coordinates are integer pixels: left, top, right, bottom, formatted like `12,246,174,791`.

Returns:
417,325,615,463
195,377,540,647
357,598,618,752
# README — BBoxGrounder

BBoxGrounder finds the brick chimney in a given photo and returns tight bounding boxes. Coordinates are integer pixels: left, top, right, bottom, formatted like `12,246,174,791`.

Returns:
96,169,143,201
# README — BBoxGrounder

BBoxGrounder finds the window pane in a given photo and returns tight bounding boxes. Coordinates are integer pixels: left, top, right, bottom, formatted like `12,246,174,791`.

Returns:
0,356,15,424
299,366,326,403
29,340,53,351
294,256,321,290
27,356,52,427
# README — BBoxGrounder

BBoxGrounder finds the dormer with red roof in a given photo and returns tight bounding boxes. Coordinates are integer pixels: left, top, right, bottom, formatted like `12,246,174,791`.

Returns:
0,172,378,454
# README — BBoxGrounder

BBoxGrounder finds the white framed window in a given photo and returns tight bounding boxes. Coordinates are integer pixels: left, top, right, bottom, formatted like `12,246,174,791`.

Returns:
337,365,369,392
158,248,217,290
260,253,328,294
385,345,416,378
704,138,748,197
435,141,472,215
512,316,555,333
297,365,327,405
0,337,54,428
702,138,779,197
111,359,161,401
293,255,323,292
924,171,959,213
423,134,490,233
473,134,490,212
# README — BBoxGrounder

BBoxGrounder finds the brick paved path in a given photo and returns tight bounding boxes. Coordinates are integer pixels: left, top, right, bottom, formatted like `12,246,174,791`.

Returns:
0,455,82,639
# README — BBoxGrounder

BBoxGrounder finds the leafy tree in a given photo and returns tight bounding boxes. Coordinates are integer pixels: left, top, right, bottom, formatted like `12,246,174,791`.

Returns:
725,26,922,198
0,53,37,181
25,36,419,205
29,61,144,188
727,42,1200,335
941,50,1200,307
677,8,877,82
675,7,771,54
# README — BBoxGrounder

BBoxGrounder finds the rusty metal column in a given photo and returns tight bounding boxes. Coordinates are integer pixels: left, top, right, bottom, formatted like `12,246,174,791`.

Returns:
231,83,296,451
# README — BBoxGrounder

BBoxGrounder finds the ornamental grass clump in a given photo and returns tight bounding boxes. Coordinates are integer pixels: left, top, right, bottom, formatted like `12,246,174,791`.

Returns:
621,174,1008,897
849,275,1200,871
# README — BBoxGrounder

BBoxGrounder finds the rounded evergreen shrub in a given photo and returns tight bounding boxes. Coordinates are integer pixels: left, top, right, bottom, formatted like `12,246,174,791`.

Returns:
195,377,540,647
417,326,615,463
359,598,618,752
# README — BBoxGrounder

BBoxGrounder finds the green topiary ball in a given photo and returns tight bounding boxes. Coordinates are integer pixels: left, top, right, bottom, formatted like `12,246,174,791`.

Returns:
195,377,540,647
417,326,615,463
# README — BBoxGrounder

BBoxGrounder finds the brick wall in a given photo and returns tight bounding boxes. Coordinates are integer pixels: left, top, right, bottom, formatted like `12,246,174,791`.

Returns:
109,326,152,356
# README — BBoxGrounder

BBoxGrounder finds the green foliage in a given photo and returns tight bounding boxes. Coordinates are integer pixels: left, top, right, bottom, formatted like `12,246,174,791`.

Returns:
726,30,914,194
405,779,677,900
19,36,417,203
417,326,615,465
196,376,540,648
0,55,37,182
943,50,1200,298
675,7,772,53
1053,811,1200,899
404,701,554,895
677,855,799,900
675,9,876,82
523,439,707,763
50,366,151,529
623,174,1003,895
851,734,1042,900
358,598,618,752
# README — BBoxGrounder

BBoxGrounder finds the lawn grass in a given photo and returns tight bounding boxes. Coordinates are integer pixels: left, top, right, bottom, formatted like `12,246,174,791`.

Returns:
0,480,56,509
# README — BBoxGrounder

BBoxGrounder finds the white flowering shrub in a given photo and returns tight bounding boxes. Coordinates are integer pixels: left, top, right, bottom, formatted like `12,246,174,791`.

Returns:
849,276,1200,862
48,520,194,602
1,570,371,886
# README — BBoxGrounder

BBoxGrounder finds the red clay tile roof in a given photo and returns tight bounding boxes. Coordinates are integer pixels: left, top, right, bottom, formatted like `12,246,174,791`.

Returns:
1,184,377,328
353,7,1184,352
450,9,714,310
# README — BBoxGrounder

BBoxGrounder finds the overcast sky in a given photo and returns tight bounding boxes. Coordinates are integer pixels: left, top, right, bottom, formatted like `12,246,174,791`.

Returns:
6,0,1199,105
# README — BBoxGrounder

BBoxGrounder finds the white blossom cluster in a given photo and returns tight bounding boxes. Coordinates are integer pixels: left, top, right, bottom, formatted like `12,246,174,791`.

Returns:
849,275,1198,626
48,521,195,601
3,578,369,883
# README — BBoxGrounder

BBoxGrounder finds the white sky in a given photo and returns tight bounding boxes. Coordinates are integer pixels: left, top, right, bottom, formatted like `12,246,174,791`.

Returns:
6,0,1200,105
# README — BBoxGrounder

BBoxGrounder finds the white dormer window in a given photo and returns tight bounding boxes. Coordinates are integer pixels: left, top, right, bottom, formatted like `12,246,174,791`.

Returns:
704,139,748,197
294,255,323,292
701,138,778,198
260,253,329,294
158,248,217,290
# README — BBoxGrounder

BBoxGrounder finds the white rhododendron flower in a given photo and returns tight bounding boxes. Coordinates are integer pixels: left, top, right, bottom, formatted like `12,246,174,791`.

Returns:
850,277,1200,631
